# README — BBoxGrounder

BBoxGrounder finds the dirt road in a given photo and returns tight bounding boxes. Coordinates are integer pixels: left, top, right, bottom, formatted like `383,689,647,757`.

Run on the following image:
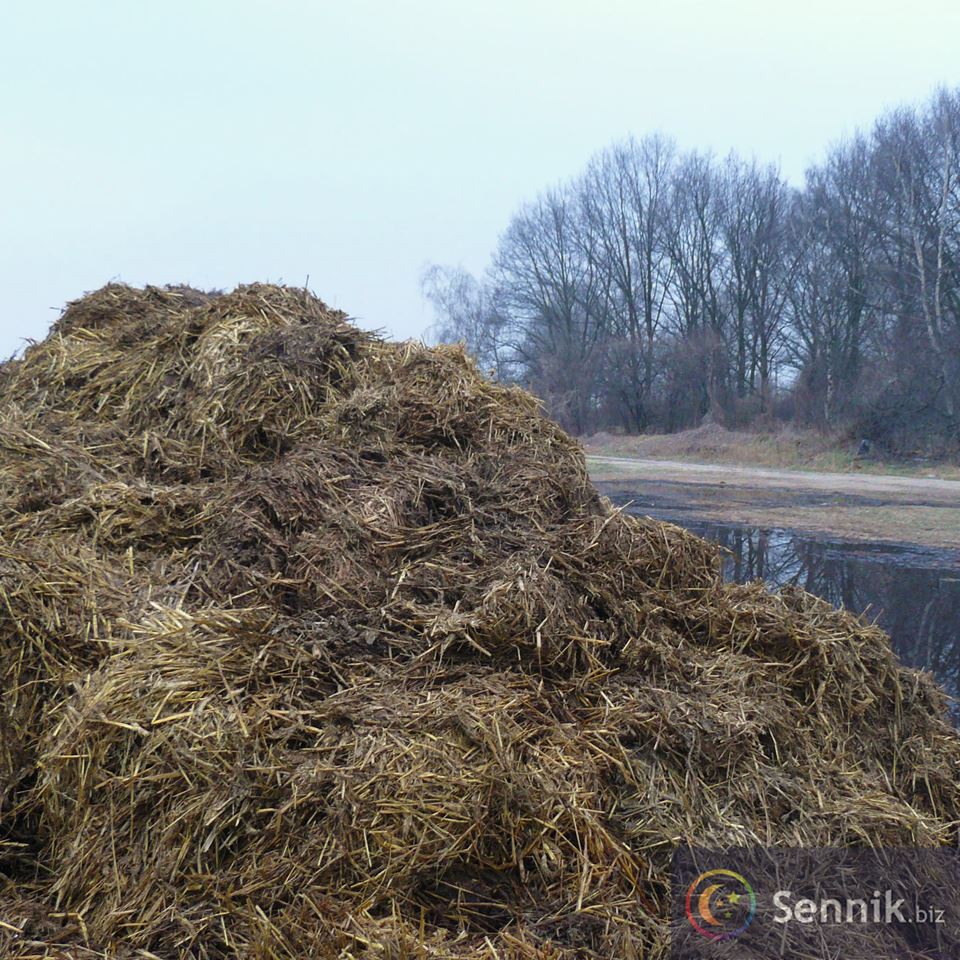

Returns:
588,455,960,550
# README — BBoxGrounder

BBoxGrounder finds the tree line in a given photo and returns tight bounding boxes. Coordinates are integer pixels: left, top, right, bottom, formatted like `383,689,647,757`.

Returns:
423,87,960,454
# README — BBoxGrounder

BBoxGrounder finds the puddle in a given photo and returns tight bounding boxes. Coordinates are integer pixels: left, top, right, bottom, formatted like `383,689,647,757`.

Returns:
625,508,960,716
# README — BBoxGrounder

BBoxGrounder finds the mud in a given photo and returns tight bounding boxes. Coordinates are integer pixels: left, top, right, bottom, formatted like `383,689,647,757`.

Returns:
591,456,960,553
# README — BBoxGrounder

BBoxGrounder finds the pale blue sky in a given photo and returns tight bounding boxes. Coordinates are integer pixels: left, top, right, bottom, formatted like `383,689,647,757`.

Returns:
3,0,960,356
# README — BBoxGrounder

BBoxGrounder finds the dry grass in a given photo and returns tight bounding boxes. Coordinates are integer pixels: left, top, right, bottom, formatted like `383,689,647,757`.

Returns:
584,424,960,479
0,284,958,958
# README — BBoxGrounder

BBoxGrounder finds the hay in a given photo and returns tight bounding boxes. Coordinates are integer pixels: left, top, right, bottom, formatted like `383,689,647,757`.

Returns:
0,283,958,959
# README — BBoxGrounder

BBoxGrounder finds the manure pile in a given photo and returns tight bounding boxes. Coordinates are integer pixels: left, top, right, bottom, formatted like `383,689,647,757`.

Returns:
0,284,958,959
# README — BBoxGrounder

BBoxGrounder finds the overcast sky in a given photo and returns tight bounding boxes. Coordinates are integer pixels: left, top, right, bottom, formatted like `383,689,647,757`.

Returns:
3,0,960,356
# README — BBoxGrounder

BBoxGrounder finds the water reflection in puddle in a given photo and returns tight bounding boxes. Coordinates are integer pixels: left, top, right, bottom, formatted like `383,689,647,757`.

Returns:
636,513,960,714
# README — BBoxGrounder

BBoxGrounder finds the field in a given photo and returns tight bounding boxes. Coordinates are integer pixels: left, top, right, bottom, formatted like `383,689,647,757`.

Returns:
583,425,960,481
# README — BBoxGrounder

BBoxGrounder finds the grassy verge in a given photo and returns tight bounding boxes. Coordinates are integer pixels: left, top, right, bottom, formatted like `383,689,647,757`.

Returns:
582,425,960,481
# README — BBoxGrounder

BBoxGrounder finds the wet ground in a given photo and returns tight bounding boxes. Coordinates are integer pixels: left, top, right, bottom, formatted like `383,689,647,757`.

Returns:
590,456,960,550
595,471,960,716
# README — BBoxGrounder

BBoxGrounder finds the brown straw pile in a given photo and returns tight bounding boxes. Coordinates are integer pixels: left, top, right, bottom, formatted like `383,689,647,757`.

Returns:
0,284,958,959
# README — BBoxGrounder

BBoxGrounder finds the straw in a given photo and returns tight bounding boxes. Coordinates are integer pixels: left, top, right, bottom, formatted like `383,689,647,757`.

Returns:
0,283,957,959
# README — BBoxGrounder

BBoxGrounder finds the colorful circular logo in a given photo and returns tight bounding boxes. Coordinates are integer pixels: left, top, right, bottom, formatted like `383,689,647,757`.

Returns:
685,869,756,941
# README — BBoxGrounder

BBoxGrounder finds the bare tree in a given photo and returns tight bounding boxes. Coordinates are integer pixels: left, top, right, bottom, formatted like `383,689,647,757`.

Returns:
664,153,728,421
420,264,510,376
786,136,879,425
719,157,793,410
579,135,675,429
875,91,960,438
493,188,610,432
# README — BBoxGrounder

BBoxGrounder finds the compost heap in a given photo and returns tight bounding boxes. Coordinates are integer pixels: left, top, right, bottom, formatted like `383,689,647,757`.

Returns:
0,284,958,960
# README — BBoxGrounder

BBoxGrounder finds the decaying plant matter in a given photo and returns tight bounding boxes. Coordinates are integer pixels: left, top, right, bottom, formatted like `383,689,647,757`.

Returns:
0,284,958,959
